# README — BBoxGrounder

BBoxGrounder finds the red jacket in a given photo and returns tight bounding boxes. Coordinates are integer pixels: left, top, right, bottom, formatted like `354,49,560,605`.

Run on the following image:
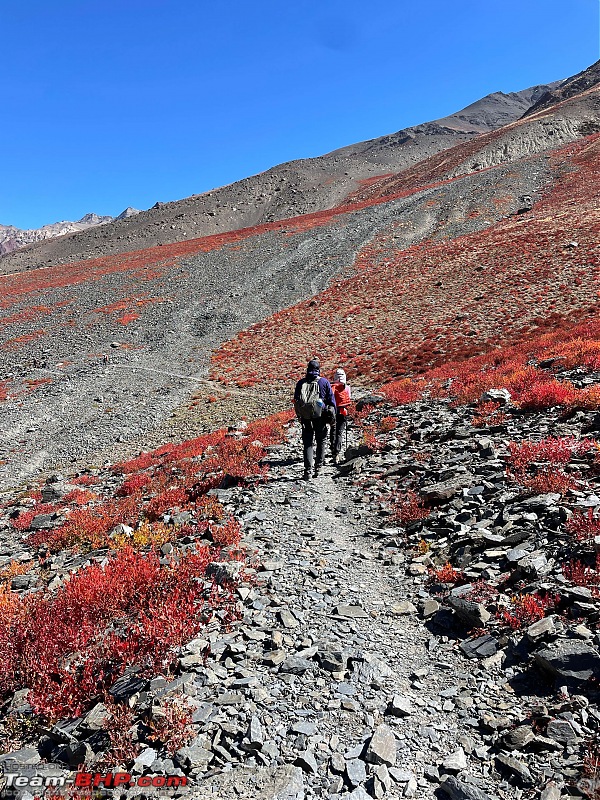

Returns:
332,383,351,415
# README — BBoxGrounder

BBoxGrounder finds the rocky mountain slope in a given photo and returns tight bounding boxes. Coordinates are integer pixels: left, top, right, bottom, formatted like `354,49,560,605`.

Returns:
0,61,598,485
0,208,140,256
0,81,558,273
1,60,600,800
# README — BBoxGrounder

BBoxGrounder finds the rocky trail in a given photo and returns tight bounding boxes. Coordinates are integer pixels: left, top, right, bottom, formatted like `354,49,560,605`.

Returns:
5,389,598,800
197,427,518,800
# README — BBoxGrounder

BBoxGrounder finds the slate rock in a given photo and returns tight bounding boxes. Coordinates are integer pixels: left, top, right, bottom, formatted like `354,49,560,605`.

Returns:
526,616,556,643
447,596,490,627
387,695,413,717
439,775,498,800
502,726,534,751
348,787,371,800
546,719,577,742
280,656,313,675
248,715,264,747
459,635,498,660
365,724,396,766
442,747,467,773
481,389,511,405
257,765,304,800
294,750,318,775
334,604,369,619
278,609,298,629
346,758,367,787
495,753,533,786
391,600,416,615
535,640,600,684
318,647,347,673
108,673,147,701
421,476,473,502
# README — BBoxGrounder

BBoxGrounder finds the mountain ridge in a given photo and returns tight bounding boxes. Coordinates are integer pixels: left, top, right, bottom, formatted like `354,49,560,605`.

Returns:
0,208,141,257
0,79,560,272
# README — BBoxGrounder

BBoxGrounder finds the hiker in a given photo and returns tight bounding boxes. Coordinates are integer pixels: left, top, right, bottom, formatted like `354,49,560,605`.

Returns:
330,368,352,465
294,359,336,480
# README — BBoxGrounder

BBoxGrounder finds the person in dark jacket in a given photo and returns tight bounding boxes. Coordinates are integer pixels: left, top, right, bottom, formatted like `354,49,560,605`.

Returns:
294,359,336,480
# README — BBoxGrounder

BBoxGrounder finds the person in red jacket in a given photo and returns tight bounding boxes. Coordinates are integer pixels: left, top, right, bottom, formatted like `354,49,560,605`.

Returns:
330,368,352,465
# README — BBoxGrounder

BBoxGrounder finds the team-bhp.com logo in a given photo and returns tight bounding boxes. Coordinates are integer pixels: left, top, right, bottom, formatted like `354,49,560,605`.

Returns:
1,768,187,790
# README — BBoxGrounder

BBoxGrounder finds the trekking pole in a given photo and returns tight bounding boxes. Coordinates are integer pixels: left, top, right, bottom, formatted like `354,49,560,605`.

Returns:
345,418,349,453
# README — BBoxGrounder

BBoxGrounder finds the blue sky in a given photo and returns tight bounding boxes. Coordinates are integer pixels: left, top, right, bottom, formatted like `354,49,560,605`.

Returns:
2,0,598,229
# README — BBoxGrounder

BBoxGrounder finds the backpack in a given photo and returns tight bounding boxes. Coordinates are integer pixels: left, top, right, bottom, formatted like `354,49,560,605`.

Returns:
296,378,324,420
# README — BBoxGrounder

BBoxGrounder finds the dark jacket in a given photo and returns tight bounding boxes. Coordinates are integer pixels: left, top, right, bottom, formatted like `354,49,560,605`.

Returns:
294,375,336,409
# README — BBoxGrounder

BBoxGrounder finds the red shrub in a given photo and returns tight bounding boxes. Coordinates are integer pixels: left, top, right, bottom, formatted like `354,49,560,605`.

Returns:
430,562,464,584
499,592,557,630
0,545,222,719
567,510,600,543
517,380,579,410
563,557,600,592
390,490,429,525
117,473,152,497
12,503,59,531
210,518,242,547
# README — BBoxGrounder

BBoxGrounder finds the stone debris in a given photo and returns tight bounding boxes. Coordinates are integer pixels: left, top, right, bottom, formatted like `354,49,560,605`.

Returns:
3,390,600,798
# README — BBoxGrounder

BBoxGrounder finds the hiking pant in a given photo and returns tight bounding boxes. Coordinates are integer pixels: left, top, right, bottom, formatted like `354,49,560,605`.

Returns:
330,413,347,456
301,418,328,471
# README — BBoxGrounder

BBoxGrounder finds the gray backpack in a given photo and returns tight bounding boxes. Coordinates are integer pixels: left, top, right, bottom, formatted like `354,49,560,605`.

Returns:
296,379,323,420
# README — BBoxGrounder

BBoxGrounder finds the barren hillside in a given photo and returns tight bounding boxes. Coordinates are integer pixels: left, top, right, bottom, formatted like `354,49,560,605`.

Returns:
0,81,558,274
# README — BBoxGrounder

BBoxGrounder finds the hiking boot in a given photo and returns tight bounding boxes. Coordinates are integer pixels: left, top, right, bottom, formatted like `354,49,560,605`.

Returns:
332,454,338,466
313,463,322,478
303,470,311,481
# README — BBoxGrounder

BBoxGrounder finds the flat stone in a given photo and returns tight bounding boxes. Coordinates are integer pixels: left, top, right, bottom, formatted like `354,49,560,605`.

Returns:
278,609,299,629
280,656,313,675
546,719,578,742
0,747,41,766
109,673,147,701
365,724,396,766
459,635,498,660
387,695,413,717
391,600,416,615
256,765,304,800
133,747,157,769
495,753,533,786
535,640,600,685
214,691,244,705
389,768,414,783
447,596,490,627
294,749,318,774
318,647,347,672
526,616,556,643
334,604,369,619
422,599,441,618
248,715,264,747
502,726,534,750
176,743,212,769
83,702,110,731
349,787,371,800
346,758,367,787
442,747,467,773
291,721,317,736
422,475,474,502
481,388,511,405
439,775,498,800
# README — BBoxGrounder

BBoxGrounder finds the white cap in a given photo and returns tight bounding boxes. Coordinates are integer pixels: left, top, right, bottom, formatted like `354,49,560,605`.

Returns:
334,368,347,384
